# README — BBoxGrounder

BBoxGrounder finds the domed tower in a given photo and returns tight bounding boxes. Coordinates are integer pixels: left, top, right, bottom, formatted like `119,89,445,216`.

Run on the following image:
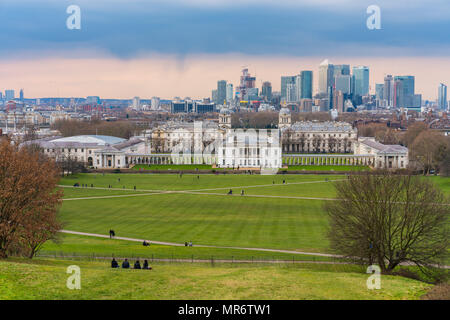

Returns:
219,108,232,129
278,107,291,129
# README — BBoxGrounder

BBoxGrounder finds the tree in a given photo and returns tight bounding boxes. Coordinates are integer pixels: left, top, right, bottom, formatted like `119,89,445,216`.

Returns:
324,172,449,275
402,122,429,147
0,140,62,258
410,131,449,174
328,136,337,153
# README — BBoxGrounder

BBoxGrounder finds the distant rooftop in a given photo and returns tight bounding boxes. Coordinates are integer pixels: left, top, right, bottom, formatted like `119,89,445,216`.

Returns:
290,121,354,132
51,135,126,146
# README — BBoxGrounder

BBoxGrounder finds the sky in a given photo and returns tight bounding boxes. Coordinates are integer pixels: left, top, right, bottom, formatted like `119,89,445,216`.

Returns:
0,0,449,100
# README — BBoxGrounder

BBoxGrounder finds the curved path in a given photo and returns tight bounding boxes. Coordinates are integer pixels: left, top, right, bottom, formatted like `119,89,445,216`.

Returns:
60,230,340,258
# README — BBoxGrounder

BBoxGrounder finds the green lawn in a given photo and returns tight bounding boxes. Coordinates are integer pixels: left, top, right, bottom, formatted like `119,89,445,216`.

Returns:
0,258,431,300
56,174,449,255
59,173,345,191
59,192,330,252
40,233,336,262
132,164,216,171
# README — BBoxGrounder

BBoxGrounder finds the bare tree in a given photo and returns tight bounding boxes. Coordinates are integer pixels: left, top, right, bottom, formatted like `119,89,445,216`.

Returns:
410,131,449,174
0,140,62,258
324,172,449,276
328,136,337,153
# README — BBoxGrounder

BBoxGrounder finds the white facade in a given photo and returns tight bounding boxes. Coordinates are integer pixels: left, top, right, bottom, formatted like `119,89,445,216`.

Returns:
25,135,150,169
217,130,282,169
354,137,408,169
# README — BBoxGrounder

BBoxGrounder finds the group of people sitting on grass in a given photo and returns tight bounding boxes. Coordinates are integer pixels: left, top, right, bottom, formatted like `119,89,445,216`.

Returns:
184,241,193,247
111,258,152,270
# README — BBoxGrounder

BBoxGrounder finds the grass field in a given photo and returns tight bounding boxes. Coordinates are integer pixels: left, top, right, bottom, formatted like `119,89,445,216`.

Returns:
40,233,337,262
2,173,448,300
0,258,431,300
56,174,449,256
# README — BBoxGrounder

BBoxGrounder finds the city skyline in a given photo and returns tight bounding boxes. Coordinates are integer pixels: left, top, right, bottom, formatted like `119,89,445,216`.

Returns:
1,1,449,101
1,55,448,101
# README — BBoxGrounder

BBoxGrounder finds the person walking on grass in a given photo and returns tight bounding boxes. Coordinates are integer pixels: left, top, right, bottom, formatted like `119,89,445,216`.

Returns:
109,229,115,239
241,190,244,196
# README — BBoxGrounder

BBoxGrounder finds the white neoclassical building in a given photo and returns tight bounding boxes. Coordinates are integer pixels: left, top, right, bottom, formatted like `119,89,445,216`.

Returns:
354,137,409,169
25,135,150,169
217,129,282,169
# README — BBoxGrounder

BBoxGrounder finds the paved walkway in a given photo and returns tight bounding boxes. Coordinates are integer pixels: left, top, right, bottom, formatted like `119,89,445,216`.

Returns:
61,178,344,202
60,230,340,258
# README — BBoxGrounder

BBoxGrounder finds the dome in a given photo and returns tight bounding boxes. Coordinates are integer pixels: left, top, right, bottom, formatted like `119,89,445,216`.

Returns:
50,135,126,146
279,107,291,115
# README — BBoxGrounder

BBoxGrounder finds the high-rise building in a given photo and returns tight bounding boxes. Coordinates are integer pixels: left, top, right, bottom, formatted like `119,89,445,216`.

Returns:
217,80,227,105
394,76,415,108
352,66,370,97
375,84,384,107
0,92,3,100
5,90,15,101
383,75,394,107
237,68,256,101
318,60,334,95
19,89,24,102
438,83,448,110
286,83,297,103
211,89,218,104
226,83,234,103
333,90,345,112
300,71,313,99
281,76,296,100
333,64,350,83
334,75,352,95
261,82,272,102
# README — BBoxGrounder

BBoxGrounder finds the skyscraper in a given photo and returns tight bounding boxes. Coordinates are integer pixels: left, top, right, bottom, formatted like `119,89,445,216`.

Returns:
438,83,448,110
318,60,334,95
333,64,350,77
300,71,313,99
375,84,384,107
261,81,272,102
237,68,256,101
334,75,352,95
5,90,15,101
19,89,24,102
226,83,234,103
333,90,345,113
383,75,394,107
286,83,297,103
217,80,227,105
281,76,296,100
352,66,370,97
394,76,415,108
212,89,218,104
